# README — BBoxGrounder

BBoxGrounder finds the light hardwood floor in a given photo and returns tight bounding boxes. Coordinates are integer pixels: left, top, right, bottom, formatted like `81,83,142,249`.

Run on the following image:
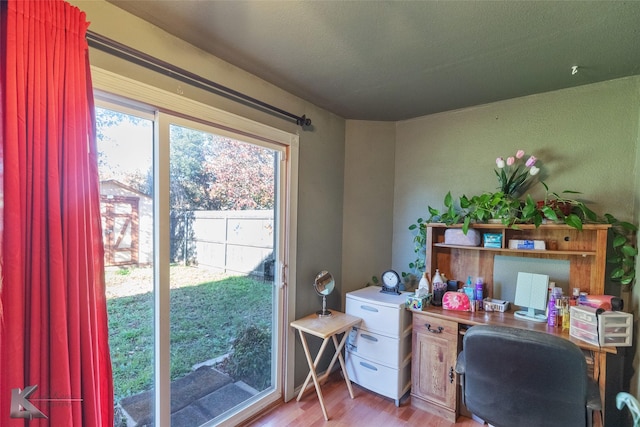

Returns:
244,373,482,427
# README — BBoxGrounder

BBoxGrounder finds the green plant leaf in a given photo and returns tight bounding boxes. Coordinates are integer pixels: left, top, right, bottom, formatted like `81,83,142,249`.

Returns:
444,191,453,208
460,195,471,209
622,244,638,257
621,276,634,285
541,205,557,221
564,214,583,230
619,221,639,232
611,267,624,280
612,235,626,248
607,255,622,264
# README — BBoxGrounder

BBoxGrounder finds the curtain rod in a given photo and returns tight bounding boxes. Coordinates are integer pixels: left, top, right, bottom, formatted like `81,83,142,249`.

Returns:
86,31,312,128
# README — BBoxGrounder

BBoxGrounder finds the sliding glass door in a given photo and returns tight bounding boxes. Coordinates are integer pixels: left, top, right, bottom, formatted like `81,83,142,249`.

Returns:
95,90,291,426
165,117,283,426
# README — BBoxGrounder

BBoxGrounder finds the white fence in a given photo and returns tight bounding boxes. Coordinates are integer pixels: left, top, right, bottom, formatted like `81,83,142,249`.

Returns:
190,210,275,278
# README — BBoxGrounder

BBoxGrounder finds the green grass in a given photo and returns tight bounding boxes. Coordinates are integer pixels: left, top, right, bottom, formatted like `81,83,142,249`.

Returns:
107,271,273,401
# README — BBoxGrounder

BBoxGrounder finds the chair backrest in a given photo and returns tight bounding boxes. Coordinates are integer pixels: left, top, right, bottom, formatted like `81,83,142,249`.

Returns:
461,325,588,427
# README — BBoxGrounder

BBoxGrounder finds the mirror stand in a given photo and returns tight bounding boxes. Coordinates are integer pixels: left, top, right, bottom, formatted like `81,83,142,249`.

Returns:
314,270,335,318
317,294,332,317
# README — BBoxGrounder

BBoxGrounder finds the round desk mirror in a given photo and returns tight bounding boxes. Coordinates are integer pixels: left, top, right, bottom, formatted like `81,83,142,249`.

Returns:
313,270,335,317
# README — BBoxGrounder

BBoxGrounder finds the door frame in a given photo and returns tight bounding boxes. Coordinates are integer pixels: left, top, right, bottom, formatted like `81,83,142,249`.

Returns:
93,67,299,427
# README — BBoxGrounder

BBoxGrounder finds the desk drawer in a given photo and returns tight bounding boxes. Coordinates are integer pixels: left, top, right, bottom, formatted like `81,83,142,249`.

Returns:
346,297,400,337
413,313,458,338
346,352,410,400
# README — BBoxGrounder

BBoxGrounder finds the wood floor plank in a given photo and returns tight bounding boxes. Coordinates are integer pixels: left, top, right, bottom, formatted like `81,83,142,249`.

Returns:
244,373,482,427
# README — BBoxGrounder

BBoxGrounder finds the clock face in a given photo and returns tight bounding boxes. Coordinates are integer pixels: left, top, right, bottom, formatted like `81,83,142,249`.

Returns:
381,270,400,288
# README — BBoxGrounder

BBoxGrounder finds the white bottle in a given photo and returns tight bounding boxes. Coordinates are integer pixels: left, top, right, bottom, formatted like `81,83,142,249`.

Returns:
418,272,430,296
432,269,444,291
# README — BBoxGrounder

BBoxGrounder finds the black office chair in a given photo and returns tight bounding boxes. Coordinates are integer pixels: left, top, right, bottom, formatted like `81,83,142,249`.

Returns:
455,325,601,427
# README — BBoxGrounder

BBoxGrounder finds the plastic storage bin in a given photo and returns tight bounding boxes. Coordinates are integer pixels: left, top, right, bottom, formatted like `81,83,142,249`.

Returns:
569,305,633,347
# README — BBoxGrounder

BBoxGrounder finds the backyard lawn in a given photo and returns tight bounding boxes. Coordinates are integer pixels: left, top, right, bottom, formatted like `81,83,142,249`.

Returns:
106,266,273,401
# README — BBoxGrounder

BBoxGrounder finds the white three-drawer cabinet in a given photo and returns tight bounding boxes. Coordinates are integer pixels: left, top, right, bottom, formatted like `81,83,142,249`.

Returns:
345,286,412,406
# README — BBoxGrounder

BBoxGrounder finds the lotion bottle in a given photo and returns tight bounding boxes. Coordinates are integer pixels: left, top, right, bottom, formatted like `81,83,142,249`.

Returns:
418,272,430,294
432,269,444,291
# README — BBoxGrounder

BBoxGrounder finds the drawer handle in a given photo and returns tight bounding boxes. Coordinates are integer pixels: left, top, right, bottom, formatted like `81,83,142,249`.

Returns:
426,323,444,334
449,367,455,384
360,305,379,312
361,334,378,342
359,361,378,371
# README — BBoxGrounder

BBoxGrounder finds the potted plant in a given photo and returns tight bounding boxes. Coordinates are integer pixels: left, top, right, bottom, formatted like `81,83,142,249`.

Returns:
462,191,522,225
517,183,598,230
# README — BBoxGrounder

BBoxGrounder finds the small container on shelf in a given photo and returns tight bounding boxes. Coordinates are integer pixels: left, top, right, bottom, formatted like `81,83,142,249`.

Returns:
483,298,509,312
483,233,502,248
444,229,481,246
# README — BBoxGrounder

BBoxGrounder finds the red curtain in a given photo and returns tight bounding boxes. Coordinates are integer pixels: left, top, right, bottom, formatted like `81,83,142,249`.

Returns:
0,0,113,425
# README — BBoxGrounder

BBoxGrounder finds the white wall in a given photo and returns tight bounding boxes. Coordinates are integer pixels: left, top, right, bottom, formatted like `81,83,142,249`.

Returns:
341,121,396,297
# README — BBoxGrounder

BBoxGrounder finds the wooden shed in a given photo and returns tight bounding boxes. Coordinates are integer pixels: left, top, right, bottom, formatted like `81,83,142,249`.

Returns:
100,180,153,267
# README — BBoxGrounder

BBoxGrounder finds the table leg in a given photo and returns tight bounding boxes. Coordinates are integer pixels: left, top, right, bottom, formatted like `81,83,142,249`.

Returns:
332,333,356,399
297,331,331,400
296,329,330,421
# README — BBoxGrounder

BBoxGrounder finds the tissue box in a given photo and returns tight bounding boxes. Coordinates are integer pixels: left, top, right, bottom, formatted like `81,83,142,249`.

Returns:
406,294,431,311
444,229,481,246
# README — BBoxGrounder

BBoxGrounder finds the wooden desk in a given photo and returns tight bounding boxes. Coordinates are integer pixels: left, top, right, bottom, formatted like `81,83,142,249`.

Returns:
291,311,362,420
410,306,617,424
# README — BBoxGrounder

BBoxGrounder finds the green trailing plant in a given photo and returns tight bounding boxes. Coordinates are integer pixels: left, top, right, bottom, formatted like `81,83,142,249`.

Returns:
407,217,428,277
604,213,638,286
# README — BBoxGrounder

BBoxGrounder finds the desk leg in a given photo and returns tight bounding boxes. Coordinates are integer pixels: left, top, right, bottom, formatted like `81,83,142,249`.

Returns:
596,351,607,425
296,330,330,421
332,334,356,399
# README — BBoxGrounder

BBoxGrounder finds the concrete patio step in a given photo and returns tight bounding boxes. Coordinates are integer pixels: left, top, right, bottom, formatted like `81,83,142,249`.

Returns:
119,366,257,426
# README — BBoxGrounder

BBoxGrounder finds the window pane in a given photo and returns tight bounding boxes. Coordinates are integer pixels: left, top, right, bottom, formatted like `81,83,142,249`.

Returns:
95,106,155,426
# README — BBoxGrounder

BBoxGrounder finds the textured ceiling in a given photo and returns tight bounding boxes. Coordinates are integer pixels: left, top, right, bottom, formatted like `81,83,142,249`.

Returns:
106,1,640,121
